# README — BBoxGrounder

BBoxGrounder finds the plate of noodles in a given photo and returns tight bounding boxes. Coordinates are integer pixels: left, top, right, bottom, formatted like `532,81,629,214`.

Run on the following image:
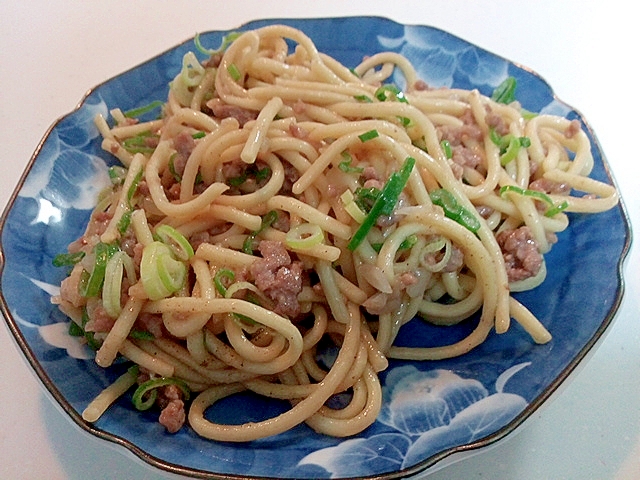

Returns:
0,16,630,479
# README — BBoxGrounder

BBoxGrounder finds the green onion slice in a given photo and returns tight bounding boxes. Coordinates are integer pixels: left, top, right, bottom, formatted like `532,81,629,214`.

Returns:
194,31,242,56
140,242,187,301
353,94,373,103
347,156,415,251
491,77,517,104
128,330,155,341
132,377,191,411
122,131,159,154
430,188,481,233
242,210,278,254
108,166,127,185
499,135,521,166
358,129,379,142
102,252,125,318
340,189,367,224
440,139,453,159
374,84,408,103
338,151,364,174
214,269,235,296
52,251,85,268
286,223,324,250
77,307,102,350
490,130,531,166
227,63,242,82
155,224,194,261
81,243,120,297
123,100,163,119
499,185,569,217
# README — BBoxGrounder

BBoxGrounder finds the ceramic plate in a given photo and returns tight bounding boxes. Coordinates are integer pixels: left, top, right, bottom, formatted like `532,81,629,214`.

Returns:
0,16,631,479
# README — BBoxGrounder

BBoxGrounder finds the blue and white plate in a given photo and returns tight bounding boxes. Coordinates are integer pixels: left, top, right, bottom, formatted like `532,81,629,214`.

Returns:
0,16,631,479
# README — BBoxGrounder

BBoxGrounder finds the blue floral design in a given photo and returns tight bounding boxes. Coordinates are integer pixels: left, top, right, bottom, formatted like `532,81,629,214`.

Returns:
299,364,529,477
377,26,508,90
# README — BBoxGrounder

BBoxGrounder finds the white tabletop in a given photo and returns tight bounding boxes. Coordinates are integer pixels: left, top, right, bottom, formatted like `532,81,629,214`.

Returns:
1,2,638,479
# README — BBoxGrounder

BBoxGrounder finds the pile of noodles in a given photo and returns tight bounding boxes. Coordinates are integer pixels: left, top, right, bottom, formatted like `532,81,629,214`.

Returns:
52,25,618,440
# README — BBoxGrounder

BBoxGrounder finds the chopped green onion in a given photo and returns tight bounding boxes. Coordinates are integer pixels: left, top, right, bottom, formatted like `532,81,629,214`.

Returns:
194,31,242,56
499,185,569,217
255,166,271,182
490,130,531,166
52,251,85,267
499,185,553,206
168,154,182,182
491,77,517,104
353,186,381,214
214,269,235,296
123,100,164,119
353,94,373,103
117,168,144,234
430,188,481,233
227,63,242,82
440,139,453,159
81,242,120,297
358,129,379,142
243,210,279,254
128,330,155,341
132,377,191,411
340,189,367,224
338,151,364,174
68,320,84,337
77,307,102,350
286,223,324,249
499,135,521,166
140,242,187,301
544,200,569,217
399,234,418,250
155,224,194,261
228,165,271,187
108,166,127,185
117,211,132,235
374,84,408,103
371,234,418,253
397,115,412,127
192,131,206,139
122,131,159,154
347,157,415,251
228,172,247,187
102,251,127,318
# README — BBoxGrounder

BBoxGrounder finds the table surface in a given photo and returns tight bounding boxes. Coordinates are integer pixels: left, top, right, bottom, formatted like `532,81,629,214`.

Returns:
1,2,638,479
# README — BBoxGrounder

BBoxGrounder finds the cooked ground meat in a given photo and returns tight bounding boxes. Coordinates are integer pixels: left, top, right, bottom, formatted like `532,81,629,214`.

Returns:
157,384,186,433
485,109,509,136
564,119,582,138
496,226,543,282
438,109,484,146
250,240,303,319
207,99,258,126
528,178,572,195
84,301,115,333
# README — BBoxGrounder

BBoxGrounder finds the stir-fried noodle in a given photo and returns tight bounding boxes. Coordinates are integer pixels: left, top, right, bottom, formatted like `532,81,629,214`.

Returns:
52,25,618,440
